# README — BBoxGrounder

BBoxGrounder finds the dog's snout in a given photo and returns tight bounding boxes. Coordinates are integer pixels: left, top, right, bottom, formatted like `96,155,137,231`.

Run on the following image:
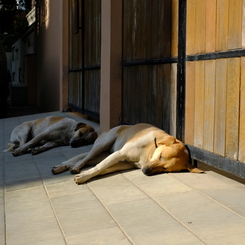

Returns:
70,138,86,148
142,167,152,176
142,164,168,176
70,140,77,148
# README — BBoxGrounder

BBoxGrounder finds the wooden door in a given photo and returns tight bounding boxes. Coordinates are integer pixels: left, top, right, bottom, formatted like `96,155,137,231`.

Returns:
68,0,101,120
122,0,178,134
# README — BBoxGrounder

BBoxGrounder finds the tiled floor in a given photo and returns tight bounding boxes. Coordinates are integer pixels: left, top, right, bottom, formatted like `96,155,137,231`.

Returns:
1,111,245,244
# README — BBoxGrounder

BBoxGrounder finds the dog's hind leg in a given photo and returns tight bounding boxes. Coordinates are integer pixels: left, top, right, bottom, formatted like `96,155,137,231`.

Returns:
3,143,16,152
12,132,49,156
4,123,31,152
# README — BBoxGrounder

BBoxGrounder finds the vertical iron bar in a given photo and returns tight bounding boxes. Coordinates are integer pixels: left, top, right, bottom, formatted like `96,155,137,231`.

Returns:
81,0,85,114
176,0,186,141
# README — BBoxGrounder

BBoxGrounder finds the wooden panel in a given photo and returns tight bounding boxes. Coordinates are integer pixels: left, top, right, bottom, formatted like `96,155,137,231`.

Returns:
70,25,82,69
162,0,171,58
84,0,101,67
68,0,101,118
214,59,227,155
203,60,215,152
185,61,195,145
161,64,172,132
122,67,131,122
122,64,172,130
122,0,173,128
242,0,245,48
135,0,145,60
123,0,170,61
186,0,196,55
195,0,206,54
69,0,82,69
194,60,205,148
171,0,178,57
122,66,141,124
170,63,177,136
151,0,159,59
226,58,240,160
205,0,216,53
216,0,229,51
68,72,81,106
123,0,132,62
228,0,242,50
84,70,100,114
239,58,245,162
84,1,91,66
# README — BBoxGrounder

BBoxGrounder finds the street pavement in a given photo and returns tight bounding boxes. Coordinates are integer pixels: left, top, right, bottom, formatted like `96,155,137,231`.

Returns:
1,111,245,245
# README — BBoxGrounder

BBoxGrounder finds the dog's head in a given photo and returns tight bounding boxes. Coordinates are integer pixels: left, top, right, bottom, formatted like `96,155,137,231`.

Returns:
142,136,204,175
70,123,98,148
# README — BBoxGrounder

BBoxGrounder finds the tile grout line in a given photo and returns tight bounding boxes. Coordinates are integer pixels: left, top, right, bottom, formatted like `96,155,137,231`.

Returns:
121,172,208,245
170,173,245,221
87,181,135,245
32,156,68,245
3,162,7,245
3,119,7,245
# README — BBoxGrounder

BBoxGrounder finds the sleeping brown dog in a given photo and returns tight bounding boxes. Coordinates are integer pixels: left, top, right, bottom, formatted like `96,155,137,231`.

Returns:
52,123,203,184
4,116,98,156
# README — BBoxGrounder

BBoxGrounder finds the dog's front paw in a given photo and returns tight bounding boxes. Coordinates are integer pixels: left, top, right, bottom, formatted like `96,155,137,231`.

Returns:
31,147,41,155
69,167,80,174
74,173,88,184
12,149,23,157
27,148,33,154
52,165,68,175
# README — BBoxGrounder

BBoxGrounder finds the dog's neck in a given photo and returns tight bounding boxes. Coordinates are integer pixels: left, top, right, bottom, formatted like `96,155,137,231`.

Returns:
139,141,158,164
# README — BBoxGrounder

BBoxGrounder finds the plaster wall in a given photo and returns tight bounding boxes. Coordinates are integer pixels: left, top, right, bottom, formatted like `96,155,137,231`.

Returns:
37,0,68,111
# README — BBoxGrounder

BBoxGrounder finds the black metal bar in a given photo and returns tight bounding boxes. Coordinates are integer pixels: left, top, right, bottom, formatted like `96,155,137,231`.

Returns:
123,57,178,66
69,65,101,73
187,145,245,179
68,103,100,120
83,109,100,120
121,0,125,125
81,0,85,114
187,49,245,61
193,159,198,168
74,0,79,34
176,0,186,141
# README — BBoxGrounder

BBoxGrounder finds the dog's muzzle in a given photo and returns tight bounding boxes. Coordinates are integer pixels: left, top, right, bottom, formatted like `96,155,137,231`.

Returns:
142,167,152,176
70,138,87,148
142,164,168,176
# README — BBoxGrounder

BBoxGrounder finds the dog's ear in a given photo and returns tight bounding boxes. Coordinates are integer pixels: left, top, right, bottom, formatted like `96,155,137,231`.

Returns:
187,164,205,173
154,138,158,148
74,123,86,131
158,136,176,146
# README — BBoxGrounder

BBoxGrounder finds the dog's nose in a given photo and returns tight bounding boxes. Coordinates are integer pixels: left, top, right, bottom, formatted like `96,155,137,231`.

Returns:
70,140,80,148
142,167,151,176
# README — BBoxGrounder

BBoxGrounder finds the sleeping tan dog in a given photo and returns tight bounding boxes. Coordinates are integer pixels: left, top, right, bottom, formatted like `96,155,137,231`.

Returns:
52,123,203,184
4,116,98,156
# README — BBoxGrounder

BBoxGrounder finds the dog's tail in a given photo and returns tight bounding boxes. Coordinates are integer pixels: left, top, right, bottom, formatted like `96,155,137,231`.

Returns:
3,143,15,152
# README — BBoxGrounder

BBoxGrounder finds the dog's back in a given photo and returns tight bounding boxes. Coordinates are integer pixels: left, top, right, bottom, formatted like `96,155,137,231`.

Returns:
3,116,71,152
111,123,161,152
30,116,71,136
